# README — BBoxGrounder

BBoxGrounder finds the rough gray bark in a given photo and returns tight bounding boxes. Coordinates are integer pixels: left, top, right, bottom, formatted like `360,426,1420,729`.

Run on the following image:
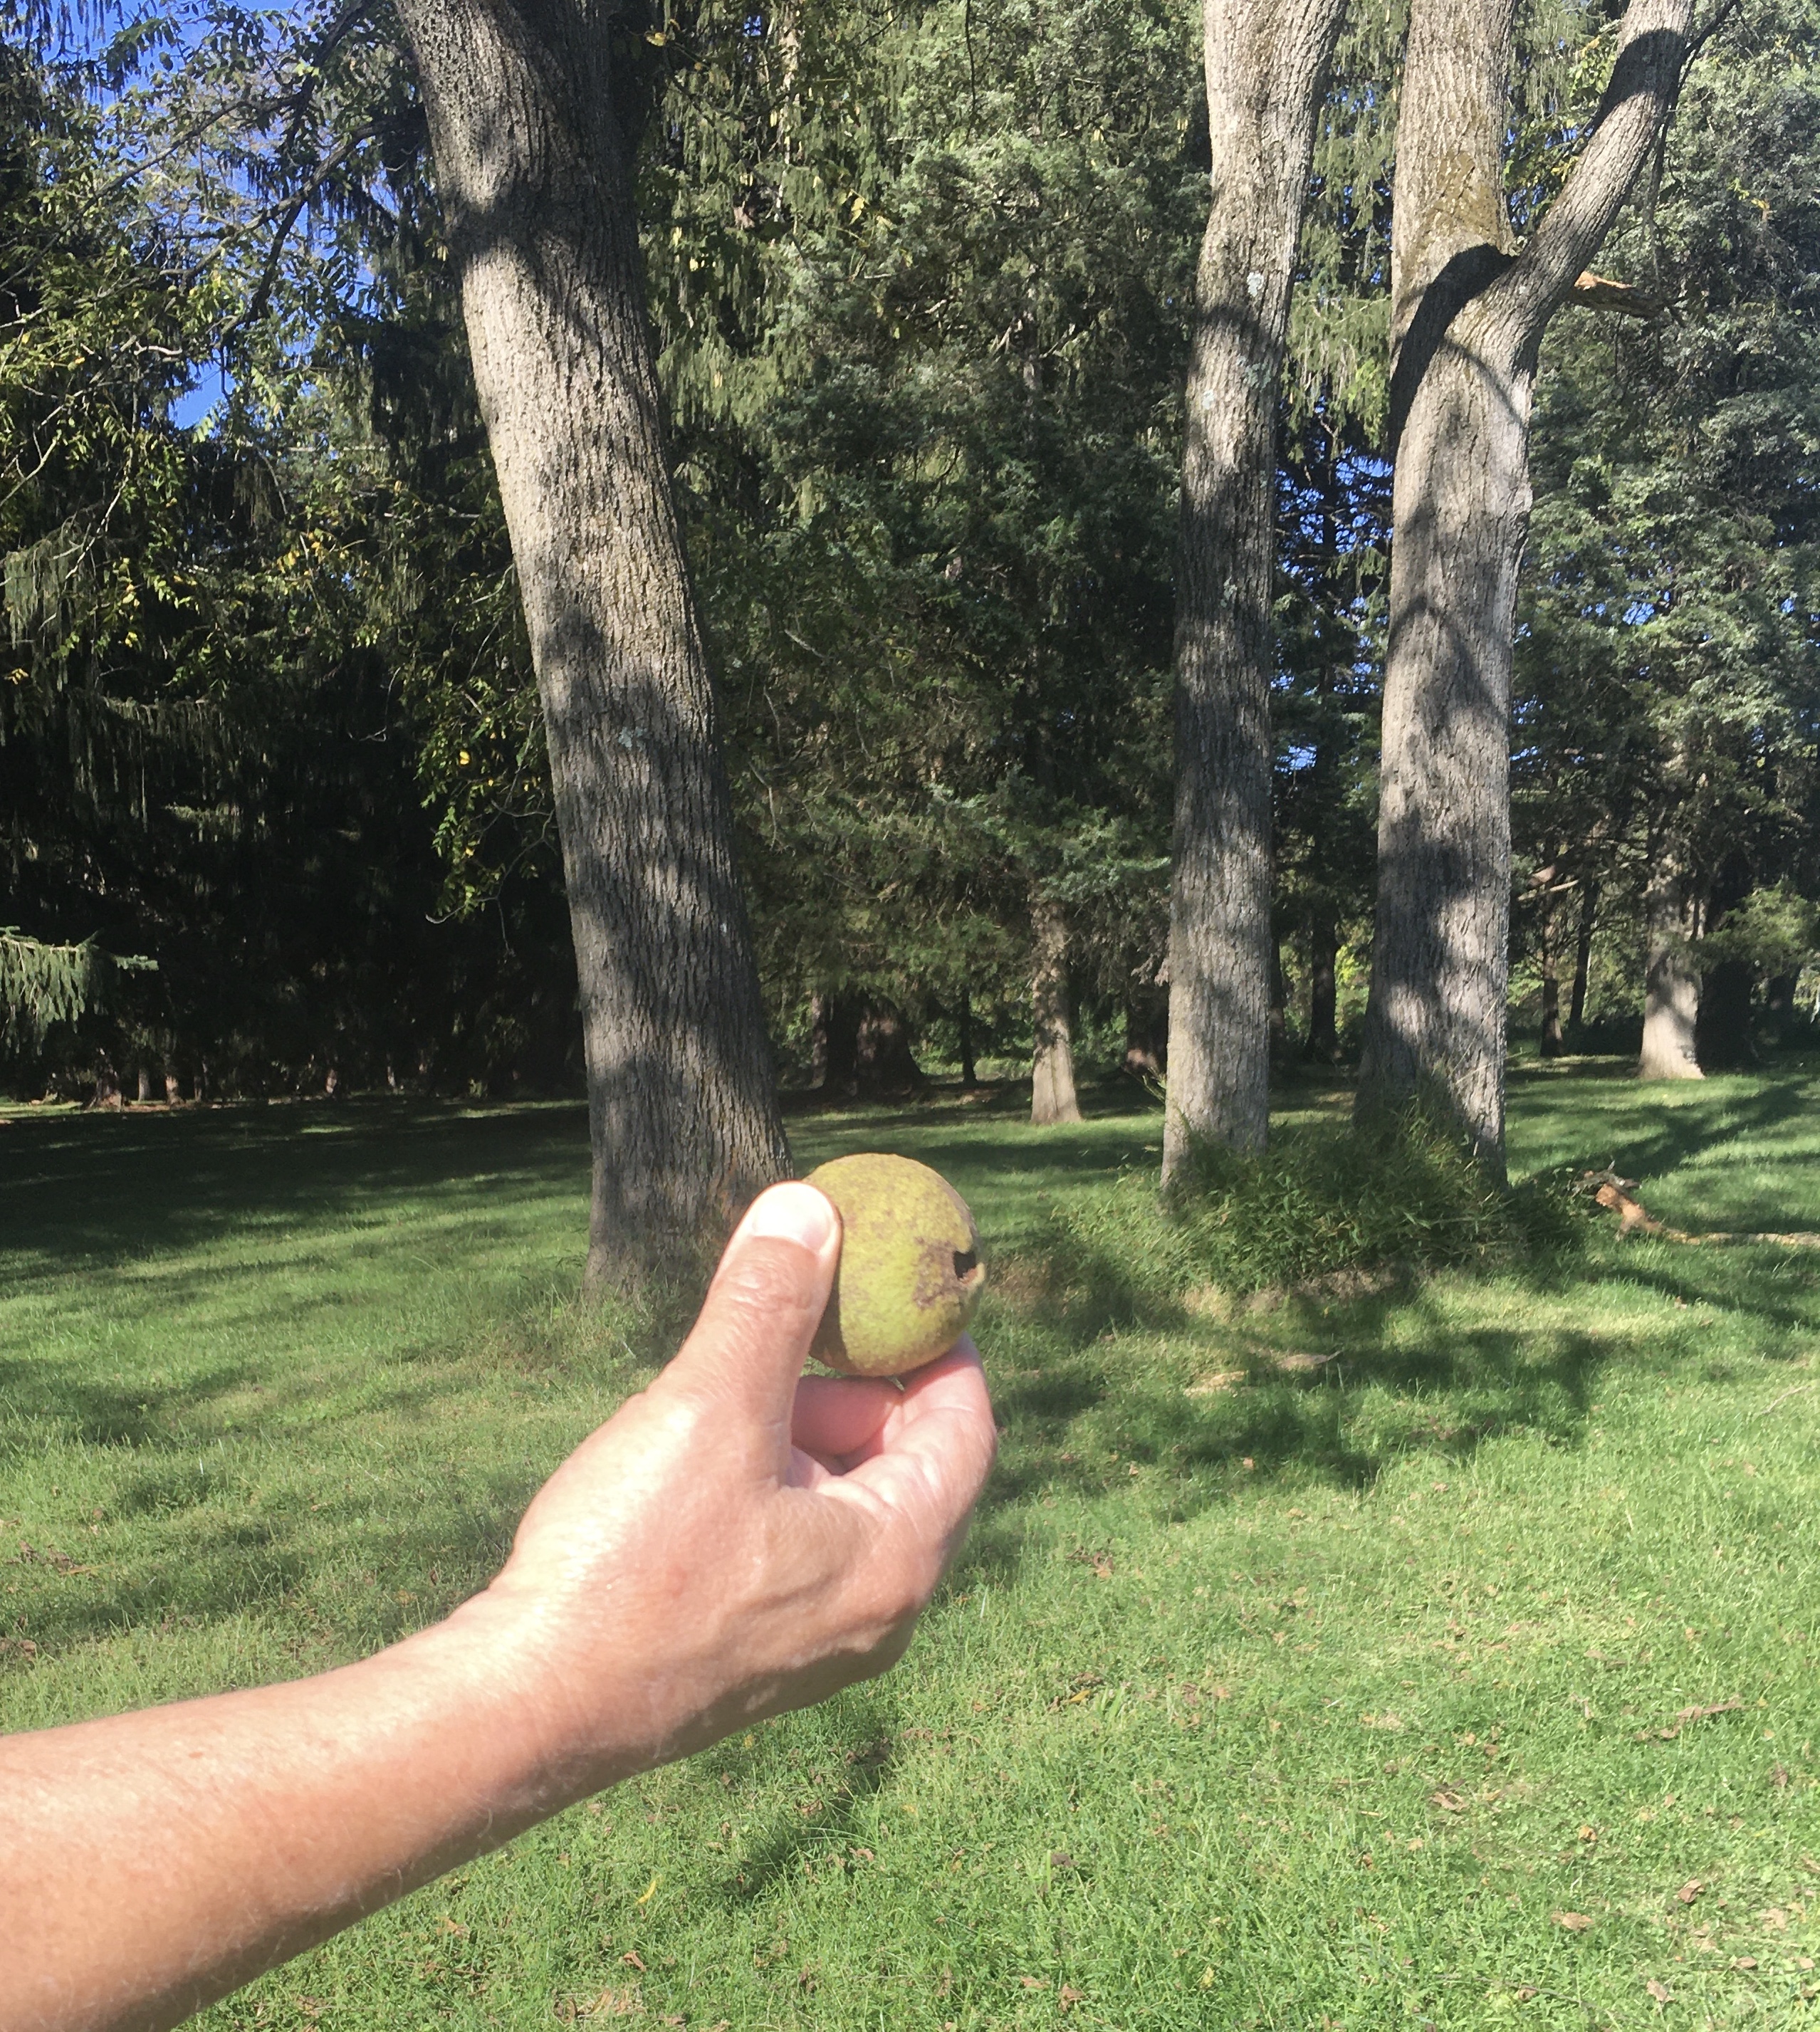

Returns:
1030,896,1082,1126
394,1,790,1284
1640,845,1703,1079
1356,0,1692,1171
1161,0,1347,1178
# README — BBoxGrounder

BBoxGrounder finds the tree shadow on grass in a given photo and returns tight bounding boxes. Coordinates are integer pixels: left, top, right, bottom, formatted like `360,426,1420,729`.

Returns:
954,1204,1816,1578
1511,1069,1818,1226
0,1100,592,1283
0,1333,564,1657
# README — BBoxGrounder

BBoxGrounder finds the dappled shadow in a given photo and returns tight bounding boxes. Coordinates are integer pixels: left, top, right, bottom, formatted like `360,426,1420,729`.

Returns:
1543,1072,1812,1190
0,1099,591,1284
956,1168,1818,1568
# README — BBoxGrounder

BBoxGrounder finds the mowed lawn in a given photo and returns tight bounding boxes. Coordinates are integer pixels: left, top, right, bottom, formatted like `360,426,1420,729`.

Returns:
4,1065,1820,2031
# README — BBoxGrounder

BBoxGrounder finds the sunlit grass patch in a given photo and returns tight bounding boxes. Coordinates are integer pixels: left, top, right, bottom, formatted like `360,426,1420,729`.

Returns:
3,1070,1819,2027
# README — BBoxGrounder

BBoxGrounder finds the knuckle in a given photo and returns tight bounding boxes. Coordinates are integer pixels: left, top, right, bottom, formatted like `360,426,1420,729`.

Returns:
713,1242,820,1331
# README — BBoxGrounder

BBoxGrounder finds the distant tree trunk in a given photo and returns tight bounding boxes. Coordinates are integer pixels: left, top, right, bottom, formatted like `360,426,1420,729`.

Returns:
1162,0,1347,1178
135,1062,155,1104
1697,959,1756,1069
809,991,832,1089
1356,0,1690,1174
395,0,790,1286
1304,911,1339,1062
1123,983,1168,1079
1640,846,1703,1079
1569,879,1598,1030
855,1006,924,1094
956,989,978,1090
1268,939,1290,1058
1031,896,1082,1126
812,991,862,1097
1539,901,1564,1057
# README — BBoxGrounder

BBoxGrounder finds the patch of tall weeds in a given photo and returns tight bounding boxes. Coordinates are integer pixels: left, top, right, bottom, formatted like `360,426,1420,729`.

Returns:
1053,1105,1580,1312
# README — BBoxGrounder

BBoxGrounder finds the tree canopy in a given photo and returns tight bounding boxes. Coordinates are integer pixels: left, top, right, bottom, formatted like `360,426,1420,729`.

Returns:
3,0,1816,1123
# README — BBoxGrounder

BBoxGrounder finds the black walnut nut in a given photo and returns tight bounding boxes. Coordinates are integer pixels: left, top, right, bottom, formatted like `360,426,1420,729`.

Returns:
803,1153,986,1377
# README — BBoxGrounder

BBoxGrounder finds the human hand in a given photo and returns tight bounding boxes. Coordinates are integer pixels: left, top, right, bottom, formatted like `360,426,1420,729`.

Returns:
464,1181,998,1801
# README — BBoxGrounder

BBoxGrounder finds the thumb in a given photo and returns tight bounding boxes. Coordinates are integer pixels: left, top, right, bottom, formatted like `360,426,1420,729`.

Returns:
659,1180,842,1433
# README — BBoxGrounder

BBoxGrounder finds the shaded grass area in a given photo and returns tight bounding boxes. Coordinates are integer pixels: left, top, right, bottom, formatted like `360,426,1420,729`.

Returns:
2,1071,1819,2028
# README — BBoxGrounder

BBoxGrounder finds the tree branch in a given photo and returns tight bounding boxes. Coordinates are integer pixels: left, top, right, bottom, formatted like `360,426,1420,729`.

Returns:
1570,268,1665,315
223,122,380,340
1487,0,1693,347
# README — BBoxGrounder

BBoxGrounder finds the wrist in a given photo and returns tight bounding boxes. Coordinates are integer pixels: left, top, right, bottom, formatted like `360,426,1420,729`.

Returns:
419,1577,661,1818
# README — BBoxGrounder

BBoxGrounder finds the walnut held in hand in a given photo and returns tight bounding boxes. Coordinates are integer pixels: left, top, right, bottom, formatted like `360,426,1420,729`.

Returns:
805,1153,986,1378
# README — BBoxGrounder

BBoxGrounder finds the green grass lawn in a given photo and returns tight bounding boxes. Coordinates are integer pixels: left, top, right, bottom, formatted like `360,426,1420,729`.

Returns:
4,1066,1820,2029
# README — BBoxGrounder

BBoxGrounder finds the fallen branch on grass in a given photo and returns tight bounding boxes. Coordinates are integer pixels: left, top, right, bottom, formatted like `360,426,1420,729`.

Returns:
1581,1174,1820,1249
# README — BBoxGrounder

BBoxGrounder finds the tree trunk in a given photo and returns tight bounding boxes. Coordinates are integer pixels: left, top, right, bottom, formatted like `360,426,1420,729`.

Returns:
855,1005,924,1095
956,988,978,1090
1163,0,1346,1177
1030,896,1082,1126
1356,0,1690,1174
1123,983,1168,1079
396,0,790,1284
135,1062,155,1104
1268,938,1290,1059
1697,958,1755,1069
812,990,862,1097
1539,903,1564,1057
1304,910,1339,1062
1569,879,1598,1030
1640,846,1703,1079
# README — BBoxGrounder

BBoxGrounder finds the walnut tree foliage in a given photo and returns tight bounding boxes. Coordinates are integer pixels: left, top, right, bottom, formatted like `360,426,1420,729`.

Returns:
5,0,1818,1095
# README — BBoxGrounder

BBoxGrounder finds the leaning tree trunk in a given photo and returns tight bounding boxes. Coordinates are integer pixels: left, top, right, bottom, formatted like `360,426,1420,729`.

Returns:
395,1,790,1284
1030,896,1082,1126
1356,0,1691,1175
1163,0,1347,1178
1640,843,1703,1079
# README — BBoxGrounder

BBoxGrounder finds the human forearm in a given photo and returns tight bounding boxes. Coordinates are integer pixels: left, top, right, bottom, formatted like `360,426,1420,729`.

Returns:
0,1185,995,2032
0,1598,580,2032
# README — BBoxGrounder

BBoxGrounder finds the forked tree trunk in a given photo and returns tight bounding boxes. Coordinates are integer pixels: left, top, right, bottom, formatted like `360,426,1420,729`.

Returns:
1030,896,1082,1126
395,1,790,1283
1356,0,1690,1174
1161,0,1347,1177
1640,846,1703,1079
